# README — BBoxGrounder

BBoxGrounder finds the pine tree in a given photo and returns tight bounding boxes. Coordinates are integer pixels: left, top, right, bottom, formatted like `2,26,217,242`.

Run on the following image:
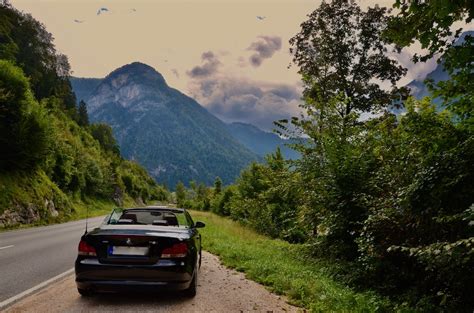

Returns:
214,176,222,195
77,100,89,126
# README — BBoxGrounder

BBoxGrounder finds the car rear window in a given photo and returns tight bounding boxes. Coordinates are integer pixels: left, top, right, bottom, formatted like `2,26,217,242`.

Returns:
107,209,191,228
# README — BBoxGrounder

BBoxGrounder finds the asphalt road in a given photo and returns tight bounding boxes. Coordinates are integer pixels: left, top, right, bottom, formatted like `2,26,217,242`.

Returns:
0,216,105,303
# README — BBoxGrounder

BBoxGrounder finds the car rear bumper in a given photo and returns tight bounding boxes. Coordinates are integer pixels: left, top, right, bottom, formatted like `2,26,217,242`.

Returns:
75,258,194,292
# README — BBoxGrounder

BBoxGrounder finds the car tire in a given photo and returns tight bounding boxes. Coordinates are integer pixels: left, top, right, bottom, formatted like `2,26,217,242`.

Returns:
184,272,197,297
77,288,94,297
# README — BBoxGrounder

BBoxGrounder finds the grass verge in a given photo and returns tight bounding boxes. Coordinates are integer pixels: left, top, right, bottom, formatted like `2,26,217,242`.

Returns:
190,210,405,312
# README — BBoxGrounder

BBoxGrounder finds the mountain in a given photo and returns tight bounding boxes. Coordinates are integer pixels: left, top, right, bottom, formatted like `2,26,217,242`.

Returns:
405,59,449,101
78,62,259,187
226,122,300,159
406,30,473,101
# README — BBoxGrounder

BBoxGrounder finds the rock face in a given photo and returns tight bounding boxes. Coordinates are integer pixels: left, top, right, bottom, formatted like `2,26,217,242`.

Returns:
0,203,42,227
79,62,259,187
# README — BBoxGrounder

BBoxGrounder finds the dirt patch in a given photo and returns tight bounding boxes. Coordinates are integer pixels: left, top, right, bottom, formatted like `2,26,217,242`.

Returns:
5,251,301,312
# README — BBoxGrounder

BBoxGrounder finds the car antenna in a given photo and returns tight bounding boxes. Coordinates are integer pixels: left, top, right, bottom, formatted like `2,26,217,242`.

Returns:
84,205,89,234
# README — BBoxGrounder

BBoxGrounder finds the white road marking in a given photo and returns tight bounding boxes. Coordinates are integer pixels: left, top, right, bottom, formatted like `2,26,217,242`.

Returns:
0,267,74,310
0,245,14,250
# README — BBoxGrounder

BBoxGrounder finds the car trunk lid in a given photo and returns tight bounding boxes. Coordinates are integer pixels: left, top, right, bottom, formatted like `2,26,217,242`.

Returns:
86,225,190,265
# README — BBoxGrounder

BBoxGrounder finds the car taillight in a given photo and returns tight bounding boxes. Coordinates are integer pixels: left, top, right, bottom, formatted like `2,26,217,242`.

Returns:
161,242,188,258
78,240,97,256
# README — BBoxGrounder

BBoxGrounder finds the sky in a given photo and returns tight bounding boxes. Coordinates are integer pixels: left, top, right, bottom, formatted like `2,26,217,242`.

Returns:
9,0,473,130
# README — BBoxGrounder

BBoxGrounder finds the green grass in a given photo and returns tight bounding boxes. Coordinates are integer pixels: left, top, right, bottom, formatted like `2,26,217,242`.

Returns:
190,210,407,313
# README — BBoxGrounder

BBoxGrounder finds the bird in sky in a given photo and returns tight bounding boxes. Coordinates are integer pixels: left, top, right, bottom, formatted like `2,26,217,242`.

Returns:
97,7,109,15
256,16,266,21
74,19,84,23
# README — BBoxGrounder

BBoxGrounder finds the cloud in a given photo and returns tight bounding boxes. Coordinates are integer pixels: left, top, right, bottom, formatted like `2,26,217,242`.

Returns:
188,75,301,131
187,46,301,131
247,36,282,67
186,51,221,78
388,46,440,85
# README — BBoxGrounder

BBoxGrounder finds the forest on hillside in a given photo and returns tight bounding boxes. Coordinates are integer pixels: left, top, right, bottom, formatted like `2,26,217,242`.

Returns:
0,3,168,227
178,0,474,311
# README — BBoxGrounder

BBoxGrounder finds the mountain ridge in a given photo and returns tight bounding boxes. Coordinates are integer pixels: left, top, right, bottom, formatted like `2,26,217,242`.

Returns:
226,122,300,159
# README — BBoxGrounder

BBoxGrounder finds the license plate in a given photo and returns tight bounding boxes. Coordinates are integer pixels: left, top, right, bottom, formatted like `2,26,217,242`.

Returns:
111,246,149,256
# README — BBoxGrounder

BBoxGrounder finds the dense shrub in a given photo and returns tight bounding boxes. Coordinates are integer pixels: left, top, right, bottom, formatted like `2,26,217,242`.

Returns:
356,105,474,309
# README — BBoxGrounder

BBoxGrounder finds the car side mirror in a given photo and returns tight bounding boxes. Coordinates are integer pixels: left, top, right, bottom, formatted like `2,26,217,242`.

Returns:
194,221,205,228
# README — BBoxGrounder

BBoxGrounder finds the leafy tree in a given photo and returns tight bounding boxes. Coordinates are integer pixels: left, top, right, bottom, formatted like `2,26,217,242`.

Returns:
77,100,89,126
175,181,186,207
211,185,235,216
0,2,76,112
286,0,408,257
222,148,304,241
288,0,407,128
385,0,473,125
0,60,52,170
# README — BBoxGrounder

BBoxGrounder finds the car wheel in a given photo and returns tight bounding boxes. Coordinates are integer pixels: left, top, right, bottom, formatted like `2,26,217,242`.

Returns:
184,272,197,297
77,288,94,297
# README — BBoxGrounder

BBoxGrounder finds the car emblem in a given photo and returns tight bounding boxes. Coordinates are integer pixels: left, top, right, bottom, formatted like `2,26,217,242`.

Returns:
126,238,132,245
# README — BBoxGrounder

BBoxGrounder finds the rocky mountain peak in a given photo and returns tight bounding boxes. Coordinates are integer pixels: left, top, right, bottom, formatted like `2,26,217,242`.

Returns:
105,61,167,88
86,62,169,113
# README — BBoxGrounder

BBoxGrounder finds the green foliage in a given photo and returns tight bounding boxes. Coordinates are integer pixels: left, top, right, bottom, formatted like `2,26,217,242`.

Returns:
117,160,168,202
201,98,472,310
182,181,212,211
280,1,473,309
356,105,473,309
227,149,304,242
175,181,186,207
183,148,305,242
0,60,53,171
89,123,120,155
211,185,235,216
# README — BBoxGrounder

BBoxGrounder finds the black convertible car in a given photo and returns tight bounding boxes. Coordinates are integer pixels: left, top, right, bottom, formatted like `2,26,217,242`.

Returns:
75,206,205,297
